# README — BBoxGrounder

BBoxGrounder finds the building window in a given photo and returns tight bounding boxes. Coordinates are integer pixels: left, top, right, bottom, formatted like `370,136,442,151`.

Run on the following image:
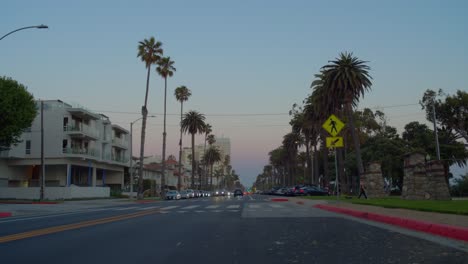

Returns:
25,140,31,155
63,117,68,131
62,140,68,153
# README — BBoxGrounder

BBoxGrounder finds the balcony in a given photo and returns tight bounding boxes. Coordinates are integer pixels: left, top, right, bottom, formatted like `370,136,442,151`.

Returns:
64,124,99,140
112,155,129,164
0,150,9,158
111,137,128,149
63,148,100,159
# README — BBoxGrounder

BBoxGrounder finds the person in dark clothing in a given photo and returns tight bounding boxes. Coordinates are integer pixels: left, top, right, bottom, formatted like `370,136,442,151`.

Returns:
358,183,368,199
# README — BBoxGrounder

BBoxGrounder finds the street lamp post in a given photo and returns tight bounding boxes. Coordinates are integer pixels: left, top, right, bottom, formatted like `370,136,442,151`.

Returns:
129,115,155,198
0,25,48,41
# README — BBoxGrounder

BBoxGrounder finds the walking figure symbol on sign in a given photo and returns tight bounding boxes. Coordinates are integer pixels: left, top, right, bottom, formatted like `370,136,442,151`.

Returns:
330,118,338,134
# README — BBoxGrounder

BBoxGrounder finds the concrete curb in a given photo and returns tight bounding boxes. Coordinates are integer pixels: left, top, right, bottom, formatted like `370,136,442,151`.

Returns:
314,204,468,242
0,212,12,218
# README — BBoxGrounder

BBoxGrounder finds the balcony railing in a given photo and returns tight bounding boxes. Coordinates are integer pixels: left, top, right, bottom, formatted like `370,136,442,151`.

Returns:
0,150,9,158
63,148,100,158
64,124,99,139
111,155,129,164
112,137,128,148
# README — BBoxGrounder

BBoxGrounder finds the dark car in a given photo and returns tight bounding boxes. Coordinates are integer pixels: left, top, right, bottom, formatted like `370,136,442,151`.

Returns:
234,189,243,197
304,186,328,196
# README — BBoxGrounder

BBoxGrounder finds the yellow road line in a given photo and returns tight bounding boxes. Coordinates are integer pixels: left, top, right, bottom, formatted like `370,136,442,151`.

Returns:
0,209,159,243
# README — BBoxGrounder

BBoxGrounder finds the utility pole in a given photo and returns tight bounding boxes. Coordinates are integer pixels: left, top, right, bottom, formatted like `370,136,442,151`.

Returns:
432,101,441,160
40,101,45,200
334,148,339,200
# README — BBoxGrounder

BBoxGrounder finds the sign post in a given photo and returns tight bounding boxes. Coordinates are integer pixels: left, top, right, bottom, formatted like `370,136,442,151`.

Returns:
322,114,345,200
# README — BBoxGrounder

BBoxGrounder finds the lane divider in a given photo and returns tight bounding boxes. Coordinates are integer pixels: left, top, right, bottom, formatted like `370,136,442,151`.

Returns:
0,209,160,243
315,204,468,242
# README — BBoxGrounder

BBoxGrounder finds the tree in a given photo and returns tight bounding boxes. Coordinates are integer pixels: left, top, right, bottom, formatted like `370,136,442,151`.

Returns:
0,77,37,149
282,132,302,185
156,56,176,196
203,146,221,190
136,37,163,199
202,123,212,189
451,173,468,197
421,89,468,141
174,86,191,190
181,111,206,188
321,52,372,190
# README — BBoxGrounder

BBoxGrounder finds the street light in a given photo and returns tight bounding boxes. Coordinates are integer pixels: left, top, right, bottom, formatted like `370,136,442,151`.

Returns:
129,115,156,198
0,24,48,41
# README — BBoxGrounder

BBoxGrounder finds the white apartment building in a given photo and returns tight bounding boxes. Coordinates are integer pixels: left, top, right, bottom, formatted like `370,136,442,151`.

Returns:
0,100,130,199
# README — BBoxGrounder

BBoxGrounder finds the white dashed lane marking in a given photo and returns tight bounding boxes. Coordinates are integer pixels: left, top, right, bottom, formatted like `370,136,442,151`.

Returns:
205,205,220,209
180,205,200,210
227,205,240,209
160,206,179,210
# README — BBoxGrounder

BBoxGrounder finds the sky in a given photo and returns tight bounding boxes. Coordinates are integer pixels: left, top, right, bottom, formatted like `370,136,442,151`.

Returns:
2,0,468,187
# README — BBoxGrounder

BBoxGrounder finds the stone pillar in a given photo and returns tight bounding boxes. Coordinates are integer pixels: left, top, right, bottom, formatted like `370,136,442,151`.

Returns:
426,160,451,200
402,152,427,200
360,162,386,198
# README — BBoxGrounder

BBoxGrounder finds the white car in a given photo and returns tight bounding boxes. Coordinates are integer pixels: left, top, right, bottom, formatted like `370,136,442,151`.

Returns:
165,190,181,200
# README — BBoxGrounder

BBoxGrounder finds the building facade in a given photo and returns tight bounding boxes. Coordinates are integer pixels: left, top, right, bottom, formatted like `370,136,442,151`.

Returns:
0,100,130,195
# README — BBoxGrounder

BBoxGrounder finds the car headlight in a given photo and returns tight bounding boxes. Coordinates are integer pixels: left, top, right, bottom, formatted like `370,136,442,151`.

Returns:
216,191,219,194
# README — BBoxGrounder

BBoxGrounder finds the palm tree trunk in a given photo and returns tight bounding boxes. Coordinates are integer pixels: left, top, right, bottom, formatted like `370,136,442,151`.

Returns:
313,144,319,186
346,103,364,186
161,77,168,197
137,66,151,199
177,101,183,191
322,135,329,187
203,137,207,189
337,148,348,193
210,164,214,190
305,138,312,184
191,133,195,189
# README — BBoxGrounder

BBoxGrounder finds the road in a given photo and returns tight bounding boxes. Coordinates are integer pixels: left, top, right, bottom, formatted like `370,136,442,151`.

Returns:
0,195,467,264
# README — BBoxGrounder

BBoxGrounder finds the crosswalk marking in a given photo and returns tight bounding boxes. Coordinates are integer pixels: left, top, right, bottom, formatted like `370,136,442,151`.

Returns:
268,204,283,208
113,207,138,211
160,206,179,210
212,210,223,213
227,205,240,209
195,210,205,213
228,210,240,212
178,211,188,213
205,205,220,209
181,205,200,210
248,204,261,209
136,206,159,210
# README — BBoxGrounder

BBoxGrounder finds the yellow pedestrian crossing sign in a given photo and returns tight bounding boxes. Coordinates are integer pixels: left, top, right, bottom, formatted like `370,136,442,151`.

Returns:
322,114,345,137
326,137,344,148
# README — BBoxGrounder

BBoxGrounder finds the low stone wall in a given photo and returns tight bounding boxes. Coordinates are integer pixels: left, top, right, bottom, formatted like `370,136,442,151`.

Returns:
0,186,110,200
360,162,387,198
402,152,451,200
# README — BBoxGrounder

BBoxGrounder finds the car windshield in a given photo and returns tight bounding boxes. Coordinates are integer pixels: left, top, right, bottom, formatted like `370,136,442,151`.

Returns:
2,2,467,263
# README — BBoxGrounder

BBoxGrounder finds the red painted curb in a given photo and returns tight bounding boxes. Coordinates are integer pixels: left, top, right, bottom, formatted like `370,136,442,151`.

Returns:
296,201,304,205
314,204,468,242
271,198,289,202
0,212,12,218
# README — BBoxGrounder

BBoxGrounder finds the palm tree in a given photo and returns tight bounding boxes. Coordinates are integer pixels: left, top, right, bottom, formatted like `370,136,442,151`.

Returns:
156,56,176,195
136,37,163,199
202,123,212,189
282,132,302,185
203,146,222,190
223,154,230,189
321,52,372,190
174,86,191,190
181,111,206,188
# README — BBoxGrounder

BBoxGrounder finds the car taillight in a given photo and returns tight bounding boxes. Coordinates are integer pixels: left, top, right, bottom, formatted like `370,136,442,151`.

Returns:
300,189,304,193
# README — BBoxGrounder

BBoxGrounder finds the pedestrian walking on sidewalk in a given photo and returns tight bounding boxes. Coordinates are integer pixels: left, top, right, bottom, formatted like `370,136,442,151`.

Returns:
358,184,368,199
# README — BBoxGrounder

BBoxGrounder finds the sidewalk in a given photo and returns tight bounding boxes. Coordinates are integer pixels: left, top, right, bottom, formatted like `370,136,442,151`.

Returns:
0,198,137,218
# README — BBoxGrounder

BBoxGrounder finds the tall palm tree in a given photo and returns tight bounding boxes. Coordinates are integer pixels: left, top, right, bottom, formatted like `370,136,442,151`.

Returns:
181,111,206,188
203,146,222,190
174,86,191,190
223,154,230,189
136,37,163,199
321,52,372,190
156,56,176,195
282,132,302,185
202,123,212,189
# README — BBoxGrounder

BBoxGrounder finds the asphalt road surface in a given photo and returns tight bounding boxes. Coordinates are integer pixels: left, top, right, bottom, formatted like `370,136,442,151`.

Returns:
0,195,467,264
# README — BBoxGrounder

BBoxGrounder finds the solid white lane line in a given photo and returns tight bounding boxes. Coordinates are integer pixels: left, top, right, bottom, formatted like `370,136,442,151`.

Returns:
205,205,220,209
113,207,138,211
181,205,200,210
160,206,179,210
227,205,240,209
136,206,159,210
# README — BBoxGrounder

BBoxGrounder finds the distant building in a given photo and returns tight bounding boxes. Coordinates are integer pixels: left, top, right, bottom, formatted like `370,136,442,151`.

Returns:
0,100,130,199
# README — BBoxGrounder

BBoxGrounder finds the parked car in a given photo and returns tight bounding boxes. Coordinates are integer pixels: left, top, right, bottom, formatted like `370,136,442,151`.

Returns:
165,190,181,200
234,189,243,197
304,186,328,196
186,189,195,198
179,190,190,199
